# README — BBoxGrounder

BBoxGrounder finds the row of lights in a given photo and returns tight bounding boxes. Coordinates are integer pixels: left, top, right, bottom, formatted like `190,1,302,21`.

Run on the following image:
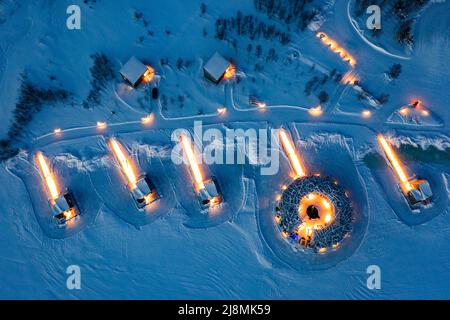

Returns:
53,106,231,136
316,32,357,67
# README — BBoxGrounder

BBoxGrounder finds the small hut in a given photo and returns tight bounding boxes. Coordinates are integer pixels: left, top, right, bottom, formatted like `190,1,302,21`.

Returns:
120,56,153,87
203,52,232,83
407,179,432,206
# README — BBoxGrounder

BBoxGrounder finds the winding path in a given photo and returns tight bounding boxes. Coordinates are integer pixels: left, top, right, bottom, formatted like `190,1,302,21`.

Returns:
345,0,411,60
29,0,447,150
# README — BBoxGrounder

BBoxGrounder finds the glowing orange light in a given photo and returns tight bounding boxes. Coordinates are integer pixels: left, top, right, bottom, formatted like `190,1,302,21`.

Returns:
180,134,205,190
361,110,371,118
54,128,61,134
142,65,155,83
144,193,155,205
274,215,281,224
109,138,138,189
297,192,335,240
97,121,107,129
411,99,422,107
317,32,356,67
400,100,430,117
377,135,412,192
209,196,221,208
256,102,266,109
217,107,227,115
319,247,327,253
35,152,60,200
322,198,331,209
341,71,358,85
63,209,76,220
141,114,153,124
399,107,409,116
308,105,323,116
278,129,307,179
276,195,282,201
223,64,236,80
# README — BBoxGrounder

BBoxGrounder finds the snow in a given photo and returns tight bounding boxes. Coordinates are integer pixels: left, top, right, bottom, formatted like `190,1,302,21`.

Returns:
346,0,412,60
0,0,449,299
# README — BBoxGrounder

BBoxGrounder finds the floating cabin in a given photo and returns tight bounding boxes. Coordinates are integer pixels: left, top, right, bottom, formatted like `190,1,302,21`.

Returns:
407,179,432,207
131,174,160,209
377,135,433,209
52,192,78,224
203,52,232,83
35,152,79,225
197,177,222,210
120,56,154,87
108,138,160,209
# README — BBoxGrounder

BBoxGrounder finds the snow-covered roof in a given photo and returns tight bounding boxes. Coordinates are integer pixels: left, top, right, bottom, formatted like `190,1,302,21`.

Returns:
120,56,148,86
52,195,70,215
198,179,219,201
409,180,432,202
204,180,219,197
203,52,230,82
135,176,151,196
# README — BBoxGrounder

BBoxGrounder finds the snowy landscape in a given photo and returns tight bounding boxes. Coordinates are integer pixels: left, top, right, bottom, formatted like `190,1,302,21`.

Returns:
0,0,449,299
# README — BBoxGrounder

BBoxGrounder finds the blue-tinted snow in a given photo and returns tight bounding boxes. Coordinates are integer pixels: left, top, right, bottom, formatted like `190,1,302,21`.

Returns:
0,0,449,299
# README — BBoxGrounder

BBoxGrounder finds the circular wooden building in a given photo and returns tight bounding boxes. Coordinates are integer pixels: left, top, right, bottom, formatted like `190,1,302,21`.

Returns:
275,175,353,252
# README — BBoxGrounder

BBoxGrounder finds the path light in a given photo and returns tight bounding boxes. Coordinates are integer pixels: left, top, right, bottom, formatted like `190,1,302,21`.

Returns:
141,114,153,124
217,107,227,115
399,107,409,116
308,105,323,116
361,110,371,118
97,121,107,129
256,102,266,109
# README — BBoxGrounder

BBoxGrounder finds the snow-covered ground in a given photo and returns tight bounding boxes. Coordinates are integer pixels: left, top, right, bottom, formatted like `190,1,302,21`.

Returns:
0,0,449,299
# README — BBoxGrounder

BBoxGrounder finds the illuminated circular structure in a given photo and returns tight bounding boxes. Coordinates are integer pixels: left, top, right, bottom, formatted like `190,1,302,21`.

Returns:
275,175,353,251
